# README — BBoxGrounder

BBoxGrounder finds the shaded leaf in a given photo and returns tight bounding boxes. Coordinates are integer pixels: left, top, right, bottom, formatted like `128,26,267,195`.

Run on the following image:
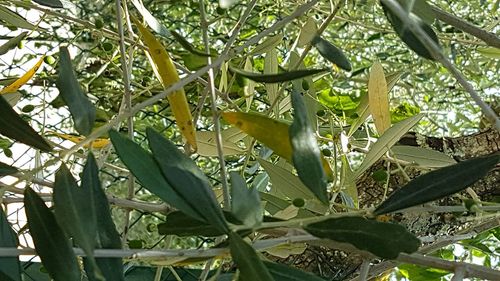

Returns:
228,232,275,281
230,172,263,228
0,7,37,30
147,128,229,233
158,211,224,237
170,30,214,57
368,61,390,134
304,216,420,259
311,35,352,71
133,18,197,150
0,32,28,56
244,57,255,110
229,67,328,83
374,153,500,215
251,33,284,55
0,161,18,176
82,153,124,281
53,164,96,259
0,209,21,281
56,47,96,136
289,90,328,204
265,49,279,116
196,130,245,157
264,261,325,281
0,56,44,94
109,130,202,222
354,114,423,177
391,145,456,167
33,0,64,8
381,2,440,60
0,96,52,152
24,187,80,281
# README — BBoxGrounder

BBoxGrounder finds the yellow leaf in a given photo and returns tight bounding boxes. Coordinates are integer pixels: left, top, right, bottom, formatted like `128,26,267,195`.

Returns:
132,17,197,150
0,56,45,94
265,243,307,259
368,61,390,135
221,111,333,180
50,132,110,149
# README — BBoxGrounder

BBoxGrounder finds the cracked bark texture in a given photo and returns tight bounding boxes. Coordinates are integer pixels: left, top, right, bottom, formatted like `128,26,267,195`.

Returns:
265,129,499,280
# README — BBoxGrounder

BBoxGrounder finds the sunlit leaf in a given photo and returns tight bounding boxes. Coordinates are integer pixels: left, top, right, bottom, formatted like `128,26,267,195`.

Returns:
0,32,28,56
289,90,328,204
368,61,391,135
195,130,245,157
476,47,500,59
297,17,318,47
265,49,279,116
24,187,81,281
0,96,52,152
391,146,456,168
0,56,44,95
251,34,284,55
49,132,110,148
374,153,500,215
133,17,197,150
304,216,420,259
265,244,307,259
230,67,328,83
56,47,96,136
229,232,274,281
311,35,352,71
230,172,263,228
0,209,21,281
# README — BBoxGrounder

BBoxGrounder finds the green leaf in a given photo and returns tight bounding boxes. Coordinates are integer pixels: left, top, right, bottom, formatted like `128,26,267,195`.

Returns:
0,161,17,176
146,128,229,233
171,30,214,57
477,47,500,59
374,153,500,215
381,2,440,60
258,159,314,200
158,211,225,237
33,0,64,8
391,146,456,168
24,187,81,281
0,209,21,281
53,164,96,259
229,66,328,83
289,90,328,204
0,96,52,152
81,153,124,281
264,261,325,281
304,217,420,259
251,34,284,55
0,32,28,56
0,7,37,30
311,35,352,71
109,130,203,222
230,172,263,228
228,232,275,281
354,114,423,178
56,47,96,136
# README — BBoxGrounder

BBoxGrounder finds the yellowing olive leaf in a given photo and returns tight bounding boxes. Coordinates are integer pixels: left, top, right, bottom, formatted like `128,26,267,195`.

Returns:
196,130,245,157
49,132,110,149
0,32,28,56
251,33,284,55
354,114,423,178
297,17,318,47
0,56,44,95
265,243,306,259
230,67,328,84
304,216,420,259
368,61,390,135
391,145,456,168
132,17,197,150
374,153,499,215
311,35,352,71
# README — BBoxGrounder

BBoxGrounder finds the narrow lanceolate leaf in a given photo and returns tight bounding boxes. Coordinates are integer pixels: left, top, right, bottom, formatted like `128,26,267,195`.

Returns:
147,128,229,233
53,164,96,259
251,33,284,55
264,261,325,281
49,132,110,149
381,2,440,60
0,7,37,30
56,47,96,136
222,112,334,180
265,49,279,116
374,153,500,215
196,130,245,157
229,67,328,84
0,161,18,176
133,17,197,150
368,61,390,135
228,232,275,281
304,217,420,259
0,209,21,281
109,130,203,222
0,56,45,95
391,146,456,168
24,187,81,281
289,90,328,204
158,211,225,237
170,30,213,57
354,114,423,178
297,17,318,47
82,153,124,281
311,35,352,71
33,0,64,8
230,172,263,228
0,96,52,152
0,32,28,56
